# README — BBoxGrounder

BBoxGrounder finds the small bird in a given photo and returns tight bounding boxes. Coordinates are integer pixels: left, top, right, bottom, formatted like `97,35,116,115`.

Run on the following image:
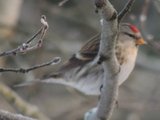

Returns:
18,23,146,95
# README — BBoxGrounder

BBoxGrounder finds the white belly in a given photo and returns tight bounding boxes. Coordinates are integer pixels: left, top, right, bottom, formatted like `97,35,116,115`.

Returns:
44,57,136,96
118,57,136,85
44,49,137,95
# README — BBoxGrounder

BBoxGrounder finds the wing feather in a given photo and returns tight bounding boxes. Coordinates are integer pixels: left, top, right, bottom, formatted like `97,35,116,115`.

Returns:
59,34,100,72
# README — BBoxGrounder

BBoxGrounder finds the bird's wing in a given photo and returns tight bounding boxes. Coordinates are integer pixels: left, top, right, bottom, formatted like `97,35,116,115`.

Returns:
42,64,104,95
15,65,103,96
79,33,100,58
38,34,102,95
58,34,100,72
15,34,102,96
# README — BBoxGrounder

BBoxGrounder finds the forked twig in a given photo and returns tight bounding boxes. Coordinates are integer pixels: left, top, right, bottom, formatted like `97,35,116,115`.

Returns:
0,15,49,57
0,57,61,73
118,0,135,22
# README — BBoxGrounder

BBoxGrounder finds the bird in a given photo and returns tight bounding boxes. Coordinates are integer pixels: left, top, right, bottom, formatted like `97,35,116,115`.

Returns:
17,23,146,95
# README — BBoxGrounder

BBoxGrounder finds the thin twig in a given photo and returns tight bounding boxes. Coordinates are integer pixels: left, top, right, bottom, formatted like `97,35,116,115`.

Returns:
154,0,160,14
0,57,61,73
58,0,70,7
0,110,36,120
118,0,135,22
0,15,49,57
139,0,150,28
138,0,160,55
147,40,160,55
0,82,50,120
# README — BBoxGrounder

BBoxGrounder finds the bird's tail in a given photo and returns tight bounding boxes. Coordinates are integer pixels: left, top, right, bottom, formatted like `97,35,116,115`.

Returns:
15,70,102,96
14,72,63,87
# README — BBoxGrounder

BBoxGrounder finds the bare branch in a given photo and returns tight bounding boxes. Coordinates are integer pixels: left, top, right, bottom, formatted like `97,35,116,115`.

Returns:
138,0,160,55
85,0,136,120
0,110,36,120
0,57,61,73
58,0,70,7
146,39,160,55
85,0,122,120
139,0,150,28
118,0,135,22
154,0,160,14
0,15,49,57
96,1,119,120
0,82,50,120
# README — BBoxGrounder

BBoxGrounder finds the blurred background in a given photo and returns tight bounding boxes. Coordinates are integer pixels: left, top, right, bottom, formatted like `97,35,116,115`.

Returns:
0,0,160,120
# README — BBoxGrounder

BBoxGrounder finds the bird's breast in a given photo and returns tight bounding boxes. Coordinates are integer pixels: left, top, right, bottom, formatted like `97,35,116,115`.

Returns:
117,46,138,85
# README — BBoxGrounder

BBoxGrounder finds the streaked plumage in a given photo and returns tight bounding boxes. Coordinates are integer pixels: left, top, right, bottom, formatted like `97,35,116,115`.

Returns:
18,23,145,95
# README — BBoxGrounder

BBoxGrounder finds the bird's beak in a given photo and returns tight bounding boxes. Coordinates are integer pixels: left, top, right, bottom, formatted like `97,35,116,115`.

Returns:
136,38,147,45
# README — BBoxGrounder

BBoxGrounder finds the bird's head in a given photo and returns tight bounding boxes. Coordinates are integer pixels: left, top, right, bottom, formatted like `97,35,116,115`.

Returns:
121,23,146,46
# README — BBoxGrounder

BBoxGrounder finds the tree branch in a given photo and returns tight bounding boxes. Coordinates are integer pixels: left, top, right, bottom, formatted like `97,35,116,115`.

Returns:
0,57,61,73
0,15,48,57
118,0,135,22
0,82,50,120
85,0,119,120
0,15,61,74
0,110,36,120
85,0,135,120
58,0,70,6
96,0,119,120
138,0,160,56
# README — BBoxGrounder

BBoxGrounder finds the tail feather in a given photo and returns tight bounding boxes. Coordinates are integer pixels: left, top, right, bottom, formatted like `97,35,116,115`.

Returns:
14,72,63,88
15,64,103,95
14,79,41,87
15,70,102,96
39,76,102,95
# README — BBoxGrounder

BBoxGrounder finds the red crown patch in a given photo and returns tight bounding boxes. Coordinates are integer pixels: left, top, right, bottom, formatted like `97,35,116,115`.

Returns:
129,24,140,33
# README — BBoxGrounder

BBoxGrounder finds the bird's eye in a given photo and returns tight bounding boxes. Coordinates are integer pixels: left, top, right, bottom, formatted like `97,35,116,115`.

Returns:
122,32,138,39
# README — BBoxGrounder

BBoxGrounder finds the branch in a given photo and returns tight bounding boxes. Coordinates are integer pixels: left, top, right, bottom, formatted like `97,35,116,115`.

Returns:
0,15,61,74
138,0,160,55
82,0,136,119
0,82,50,120
0,110,36,120
154,0,160,14
73,0,135,85
96,0,119,120
146,39,160,55
0,57,61,73
141,31,160,56
85,0,120,120
58,0,70,6
0,15,49,57
118,0,135,22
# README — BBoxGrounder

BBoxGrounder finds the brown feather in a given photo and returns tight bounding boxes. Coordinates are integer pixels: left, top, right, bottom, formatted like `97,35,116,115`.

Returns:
58,24,142,73
58,54,90,72
80,34,100,54
59,34,101,72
